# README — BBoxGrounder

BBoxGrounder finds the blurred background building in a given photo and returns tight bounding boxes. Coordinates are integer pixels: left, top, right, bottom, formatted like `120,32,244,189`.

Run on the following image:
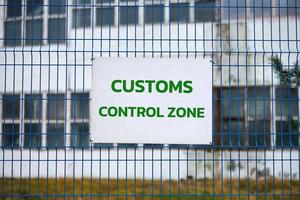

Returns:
0,0,299,179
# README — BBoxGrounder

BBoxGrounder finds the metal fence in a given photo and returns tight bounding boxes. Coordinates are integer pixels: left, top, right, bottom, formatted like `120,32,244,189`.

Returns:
0,0,299,199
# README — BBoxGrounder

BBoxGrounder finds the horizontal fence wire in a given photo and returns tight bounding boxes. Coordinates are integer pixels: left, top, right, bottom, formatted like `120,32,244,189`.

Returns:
0,0,300,199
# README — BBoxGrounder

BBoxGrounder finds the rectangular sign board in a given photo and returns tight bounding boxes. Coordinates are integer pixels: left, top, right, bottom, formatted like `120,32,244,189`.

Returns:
91,58,212,144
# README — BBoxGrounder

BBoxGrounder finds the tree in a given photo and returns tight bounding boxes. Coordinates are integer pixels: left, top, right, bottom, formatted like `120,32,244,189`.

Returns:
271,55,300,86
271,55,300,132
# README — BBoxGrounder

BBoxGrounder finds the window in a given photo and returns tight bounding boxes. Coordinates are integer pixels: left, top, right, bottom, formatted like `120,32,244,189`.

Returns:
117,143,138,149
4,0,22,46
71,93,90,148
143,143,164,149
247,88,271,146
71,123,89,147
275,87,299,147
24,123,42,147
47,94,65,148
96,7,115,27
25,0,43,46
4,20,22,47
195,0,215,22
250,0,272,18
73,0,92,28
73,8,91,28
120,5,139,25
95,0,114,27
2,94,20,147
169,2,190,22
145,4,164,24
93,143,114,148
2,124,20,148
47,123,65,148
2,94,20,119
97,0,114,3
48,18,66,44
48,0,66,44
71,93,89,119
216,87,271,147
277,0,300,17
76,0,91,3
1,92,91,148
25,19,43,45
4,0,68,46
49,0,66,15
120,0,137,2
24,94,42,147
220,88,245,146
7,0,22,18
27,0,43,16
220,0,247,20
169,144,190,149
47,94,65,120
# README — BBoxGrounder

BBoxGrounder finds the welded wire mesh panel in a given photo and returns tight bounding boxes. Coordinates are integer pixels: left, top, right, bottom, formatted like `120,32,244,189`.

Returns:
0,0,300,199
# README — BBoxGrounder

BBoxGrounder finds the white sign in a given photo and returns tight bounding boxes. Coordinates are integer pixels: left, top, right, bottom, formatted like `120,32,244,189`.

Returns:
91,58,212,144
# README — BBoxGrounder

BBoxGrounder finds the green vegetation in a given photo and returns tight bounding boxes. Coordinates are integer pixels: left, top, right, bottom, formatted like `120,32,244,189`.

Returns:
1,178,299,199
271,55,300,86
271,55,300,132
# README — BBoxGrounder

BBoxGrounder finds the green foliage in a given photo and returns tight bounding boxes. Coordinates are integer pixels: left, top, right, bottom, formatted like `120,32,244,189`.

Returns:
271,55,300,86
271,55,300,132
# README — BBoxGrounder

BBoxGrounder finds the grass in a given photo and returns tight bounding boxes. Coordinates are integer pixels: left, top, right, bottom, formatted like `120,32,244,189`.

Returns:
0,178,299,199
